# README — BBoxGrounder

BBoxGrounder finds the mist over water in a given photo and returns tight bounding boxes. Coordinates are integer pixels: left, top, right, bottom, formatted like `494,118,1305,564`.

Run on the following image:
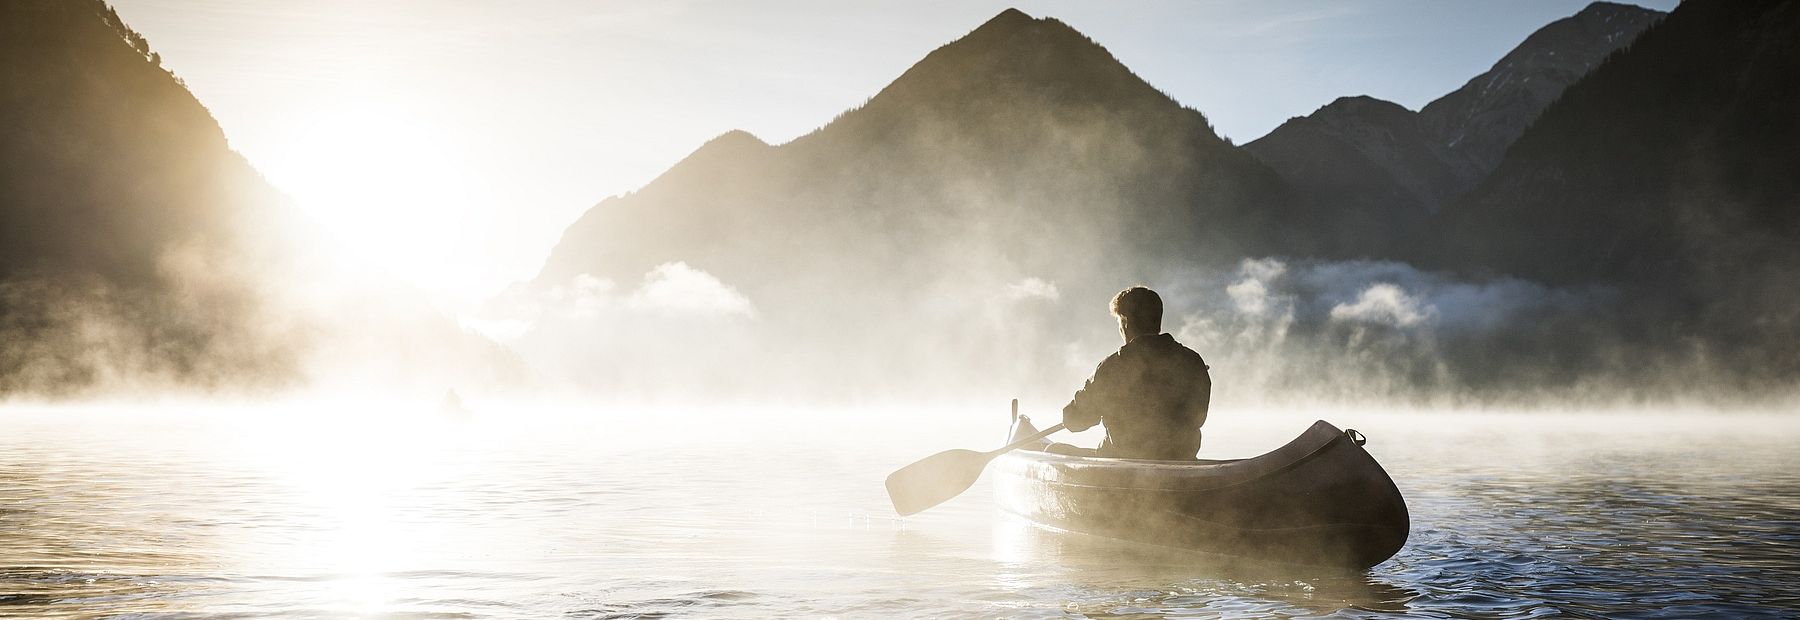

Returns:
4,2,1798,618
469,248,1800,412
1,406,1795,617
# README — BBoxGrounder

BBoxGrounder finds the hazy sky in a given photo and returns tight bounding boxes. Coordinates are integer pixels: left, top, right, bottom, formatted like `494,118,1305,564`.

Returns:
106,0,1675,312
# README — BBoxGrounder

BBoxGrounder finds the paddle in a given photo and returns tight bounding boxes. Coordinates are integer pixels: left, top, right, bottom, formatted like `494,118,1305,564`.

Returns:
884,400,1065,516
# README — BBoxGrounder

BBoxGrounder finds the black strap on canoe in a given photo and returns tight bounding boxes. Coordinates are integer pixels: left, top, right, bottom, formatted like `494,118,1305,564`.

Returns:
1345,428,1367,446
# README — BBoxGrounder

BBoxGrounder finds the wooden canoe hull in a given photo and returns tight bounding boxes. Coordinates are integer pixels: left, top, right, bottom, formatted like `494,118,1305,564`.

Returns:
992,419,1409,569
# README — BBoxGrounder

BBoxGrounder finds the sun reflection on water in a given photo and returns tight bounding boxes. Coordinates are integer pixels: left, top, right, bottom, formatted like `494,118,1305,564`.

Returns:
223,410,479,613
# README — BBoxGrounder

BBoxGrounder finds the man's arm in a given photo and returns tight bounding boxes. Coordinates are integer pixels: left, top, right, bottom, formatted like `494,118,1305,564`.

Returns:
1062,354,1122,432
1191,365,1213,428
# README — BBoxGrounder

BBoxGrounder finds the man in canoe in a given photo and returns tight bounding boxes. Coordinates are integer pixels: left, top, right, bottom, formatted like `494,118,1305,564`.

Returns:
1047,286,1212,460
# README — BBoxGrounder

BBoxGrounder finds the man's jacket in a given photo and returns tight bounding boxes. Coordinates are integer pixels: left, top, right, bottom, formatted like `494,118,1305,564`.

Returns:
1061,332,1211,460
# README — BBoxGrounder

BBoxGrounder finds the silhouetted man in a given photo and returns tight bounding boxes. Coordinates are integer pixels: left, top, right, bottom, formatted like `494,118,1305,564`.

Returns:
1048,286,1211,460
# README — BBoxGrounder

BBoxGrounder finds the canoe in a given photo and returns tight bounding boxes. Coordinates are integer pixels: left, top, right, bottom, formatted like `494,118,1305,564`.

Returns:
992,416,1409,569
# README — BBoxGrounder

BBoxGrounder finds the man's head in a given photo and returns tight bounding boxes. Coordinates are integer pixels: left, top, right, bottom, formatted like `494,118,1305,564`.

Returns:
1110,286,1162,342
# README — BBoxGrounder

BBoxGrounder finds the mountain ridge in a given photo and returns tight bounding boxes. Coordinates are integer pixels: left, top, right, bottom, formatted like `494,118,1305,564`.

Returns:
506,3,1798,401
1423,0,1800,384
536,8,1292,289
1241,1,1662,260
0,0,304,394
1243,95,1461,258
511,8,1303,398
1419,1,1666,187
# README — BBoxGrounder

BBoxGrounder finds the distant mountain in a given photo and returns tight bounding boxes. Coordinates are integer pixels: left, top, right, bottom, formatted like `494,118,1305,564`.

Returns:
1242,95,1462,258
0,0,303,394
1419,1,1665,187
543,9,1298,287
1428,0,1800,381
516,9,1305,396
1244,2,1661,259
0,0,526,398
509,3,1797,402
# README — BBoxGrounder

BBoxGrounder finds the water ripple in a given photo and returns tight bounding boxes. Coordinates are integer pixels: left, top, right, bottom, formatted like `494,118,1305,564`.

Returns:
1,412,1797,617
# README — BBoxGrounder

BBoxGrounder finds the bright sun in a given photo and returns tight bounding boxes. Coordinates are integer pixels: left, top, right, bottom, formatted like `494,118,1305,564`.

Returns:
258,94,480,303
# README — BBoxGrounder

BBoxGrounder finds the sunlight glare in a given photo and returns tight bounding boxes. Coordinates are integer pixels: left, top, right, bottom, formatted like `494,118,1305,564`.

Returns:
259,93,481,302
233,409,469,613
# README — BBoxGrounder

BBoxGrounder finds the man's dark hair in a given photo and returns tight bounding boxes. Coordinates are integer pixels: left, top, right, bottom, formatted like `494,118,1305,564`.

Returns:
1110,286,1162,332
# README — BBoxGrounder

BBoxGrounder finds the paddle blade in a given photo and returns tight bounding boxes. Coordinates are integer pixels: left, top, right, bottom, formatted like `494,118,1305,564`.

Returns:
884,449,992,516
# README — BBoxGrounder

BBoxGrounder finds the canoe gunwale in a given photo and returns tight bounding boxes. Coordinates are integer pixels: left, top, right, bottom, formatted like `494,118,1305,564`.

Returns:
998,419,1353,493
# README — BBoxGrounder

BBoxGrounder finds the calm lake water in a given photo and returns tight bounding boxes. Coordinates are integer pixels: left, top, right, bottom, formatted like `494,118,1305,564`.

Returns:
2,405,1797,618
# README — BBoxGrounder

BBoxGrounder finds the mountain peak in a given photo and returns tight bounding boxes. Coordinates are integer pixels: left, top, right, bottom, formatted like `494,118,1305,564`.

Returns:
845,7,1196,131
701,129,767,151
1320,95,1411,117
952,7,1090,55
979,7,1036,30
1261,96,1415,137
1575,1,1663,20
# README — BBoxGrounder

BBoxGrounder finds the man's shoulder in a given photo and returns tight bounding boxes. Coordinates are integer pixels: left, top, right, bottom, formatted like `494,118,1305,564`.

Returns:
1133,333,1193,353
1094,346,1130,370
1172,337,1204,360
1109,334,1208,371
1155,334,1209,368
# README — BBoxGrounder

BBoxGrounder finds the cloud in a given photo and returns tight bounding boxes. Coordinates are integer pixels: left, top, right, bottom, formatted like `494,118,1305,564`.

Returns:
1226,278,1269,315
1004,277,1060,301
1155,256,1657,404
1329,283,1430,327
1239,256,1287,282
484,262,754,334
484,262,760,399
1221,257,1292,317
548,273,617,319
627,262,755,318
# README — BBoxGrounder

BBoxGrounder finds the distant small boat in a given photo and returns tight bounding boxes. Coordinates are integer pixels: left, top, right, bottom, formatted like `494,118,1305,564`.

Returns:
439,389,473,421
994,416,1409,569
